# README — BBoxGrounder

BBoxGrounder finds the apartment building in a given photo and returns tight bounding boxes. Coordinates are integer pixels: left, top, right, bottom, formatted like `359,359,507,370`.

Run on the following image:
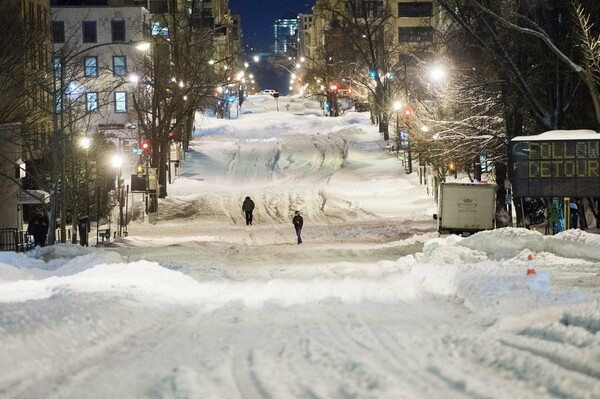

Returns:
273,13,299,54
0,0,52,230
297,13,314,62
51,5,151,142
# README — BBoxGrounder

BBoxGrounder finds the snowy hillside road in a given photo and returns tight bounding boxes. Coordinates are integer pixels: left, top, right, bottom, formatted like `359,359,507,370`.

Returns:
2,105,600,398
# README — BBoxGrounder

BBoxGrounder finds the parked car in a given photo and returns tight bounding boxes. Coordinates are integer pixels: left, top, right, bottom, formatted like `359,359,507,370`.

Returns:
355,102,369,112
260,89,278,96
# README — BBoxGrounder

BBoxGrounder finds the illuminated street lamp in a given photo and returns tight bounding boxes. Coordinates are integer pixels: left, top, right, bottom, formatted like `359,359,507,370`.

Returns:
429,65,447,82
134,41,151,51
111,154,123,170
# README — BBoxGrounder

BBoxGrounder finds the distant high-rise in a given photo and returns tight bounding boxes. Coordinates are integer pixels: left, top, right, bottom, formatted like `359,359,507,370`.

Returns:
273,13,298,54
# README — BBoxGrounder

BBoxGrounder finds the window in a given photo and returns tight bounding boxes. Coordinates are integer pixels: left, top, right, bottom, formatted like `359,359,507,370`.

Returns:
398,2,433,17
82,21,97,43
111,20,126,42
54,95,63,114
84,57,98,77
114,92,127,113
112,56,127,76
86,92,99,112
152,21,169,36
399,26,433,42
52,21,65,43
360,1,384,18
54,57,62,80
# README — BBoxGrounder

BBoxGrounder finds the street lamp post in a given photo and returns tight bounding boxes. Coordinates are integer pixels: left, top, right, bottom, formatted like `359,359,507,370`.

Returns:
393,101,402,156
111,154,123,237
80,136,91,223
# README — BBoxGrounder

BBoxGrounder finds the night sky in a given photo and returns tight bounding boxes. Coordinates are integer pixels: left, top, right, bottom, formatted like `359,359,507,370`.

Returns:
229,0,315,52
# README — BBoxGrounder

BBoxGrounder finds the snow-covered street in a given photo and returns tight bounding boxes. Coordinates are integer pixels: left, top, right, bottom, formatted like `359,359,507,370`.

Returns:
2,96,600,398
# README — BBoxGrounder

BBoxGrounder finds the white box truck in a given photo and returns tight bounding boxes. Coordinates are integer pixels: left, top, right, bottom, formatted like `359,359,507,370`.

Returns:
434,182,497,235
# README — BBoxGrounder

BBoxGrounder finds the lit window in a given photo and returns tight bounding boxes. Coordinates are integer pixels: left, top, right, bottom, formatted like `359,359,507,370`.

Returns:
114,92,127,112
84,57,97,77
399,26,433,42
113,56,127,76
86,92,99,112
53,57,62,80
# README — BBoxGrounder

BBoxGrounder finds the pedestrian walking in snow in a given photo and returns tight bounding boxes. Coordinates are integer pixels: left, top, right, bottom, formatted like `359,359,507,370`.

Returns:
242,196,255,225
31,213,49,247
570,201,579,229
292,211,303,244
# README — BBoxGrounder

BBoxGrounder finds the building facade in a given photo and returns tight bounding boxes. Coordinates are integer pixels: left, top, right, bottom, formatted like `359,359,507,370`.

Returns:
51,5,151,142
297,13,314,61
0,0,53,230
273,13,299,54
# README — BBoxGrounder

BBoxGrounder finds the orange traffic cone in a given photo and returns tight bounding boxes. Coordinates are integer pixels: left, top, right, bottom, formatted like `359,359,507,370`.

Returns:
526,254,536,276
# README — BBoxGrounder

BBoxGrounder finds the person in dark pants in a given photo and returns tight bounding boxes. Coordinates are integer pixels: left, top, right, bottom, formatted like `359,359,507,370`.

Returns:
292,211,303,244
242,196,255,225
570,201,579,229
33,213,49,247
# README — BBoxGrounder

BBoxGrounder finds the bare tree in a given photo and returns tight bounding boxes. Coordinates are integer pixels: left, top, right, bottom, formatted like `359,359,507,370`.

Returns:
471,0,600,128
315,0,404,140
430,0,599,226
131,6,233,200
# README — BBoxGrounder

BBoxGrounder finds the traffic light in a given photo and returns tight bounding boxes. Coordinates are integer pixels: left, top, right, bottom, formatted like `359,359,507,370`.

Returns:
330,84,338,92
141,140,151,153
404,108,413,118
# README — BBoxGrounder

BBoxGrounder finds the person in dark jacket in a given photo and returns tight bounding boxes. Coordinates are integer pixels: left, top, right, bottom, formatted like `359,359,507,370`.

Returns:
570,201,579,229
32,213,49,247
242,196,255,225
292,211,303,244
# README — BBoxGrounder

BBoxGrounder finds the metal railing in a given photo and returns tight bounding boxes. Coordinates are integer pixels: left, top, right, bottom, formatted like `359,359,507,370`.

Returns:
0,228,34,252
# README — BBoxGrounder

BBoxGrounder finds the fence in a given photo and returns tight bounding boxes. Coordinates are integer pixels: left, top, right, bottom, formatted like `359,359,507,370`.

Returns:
0,228,34,252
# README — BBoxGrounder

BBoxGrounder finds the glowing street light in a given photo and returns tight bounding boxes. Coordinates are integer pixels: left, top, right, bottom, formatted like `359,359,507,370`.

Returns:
80,136,91,150
134,41,151,51
111,154,123,169
429,65,447,82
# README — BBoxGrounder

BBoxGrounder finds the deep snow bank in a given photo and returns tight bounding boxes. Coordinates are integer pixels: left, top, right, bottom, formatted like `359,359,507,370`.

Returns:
1,229,597,316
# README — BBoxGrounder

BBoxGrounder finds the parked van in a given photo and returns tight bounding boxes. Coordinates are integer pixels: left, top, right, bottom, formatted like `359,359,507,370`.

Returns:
434,182,497,235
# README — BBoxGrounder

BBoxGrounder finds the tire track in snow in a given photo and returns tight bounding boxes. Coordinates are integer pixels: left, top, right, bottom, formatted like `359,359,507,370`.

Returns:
431,332,600,398
322,303,487,398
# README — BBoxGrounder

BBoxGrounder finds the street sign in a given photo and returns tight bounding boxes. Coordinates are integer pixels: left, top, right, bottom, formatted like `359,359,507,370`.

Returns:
511,132,600,197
